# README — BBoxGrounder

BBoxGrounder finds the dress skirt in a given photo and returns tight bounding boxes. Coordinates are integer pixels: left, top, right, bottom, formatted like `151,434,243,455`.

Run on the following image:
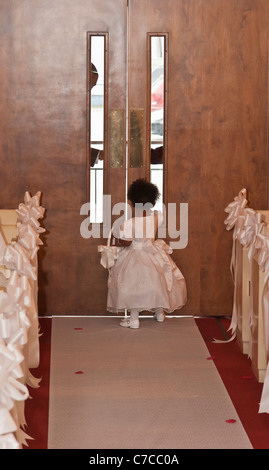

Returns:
107,239,187,313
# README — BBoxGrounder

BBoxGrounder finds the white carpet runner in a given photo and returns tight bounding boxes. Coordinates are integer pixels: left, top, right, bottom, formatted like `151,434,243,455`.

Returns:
47,317,252,449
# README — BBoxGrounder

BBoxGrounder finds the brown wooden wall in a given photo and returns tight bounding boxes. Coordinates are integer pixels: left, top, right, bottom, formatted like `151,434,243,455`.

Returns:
0,0,268,316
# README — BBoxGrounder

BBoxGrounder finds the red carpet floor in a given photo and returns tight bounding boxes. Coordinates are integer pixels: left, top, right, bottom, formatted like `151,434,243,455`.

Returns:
195,317,269,449
23,316,269,449
23,317,51,450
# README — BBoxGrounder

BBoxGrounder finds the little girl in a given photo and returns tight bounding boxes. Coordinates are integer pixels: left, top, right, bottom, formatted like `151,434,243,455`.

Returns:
107,178,187,328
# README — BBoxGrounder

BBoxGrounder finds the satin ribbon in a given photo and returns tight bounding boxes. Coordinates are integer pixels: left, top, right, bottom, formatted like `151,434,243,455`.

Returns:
0,261,40,385
153,241,173,291
3,242,37,280
0,407,17,435
16,191,45,234
8,271,31,307
15,194,44,370
0,292,22,345
215,190,249,343
0,432,20,449
1,272,40,379
0,191,45,446
0,336,33,446
98,245,123,269
225,189,248,296
98,228,124,269
237,209,264,257
154,239,184,289
225,189,248,285
0,339,29,411
218,193,265,344
215,191,264,344
0,273,32,347
21,273,40,373
132,239,183,292
224,188,248,232
17,224,42,260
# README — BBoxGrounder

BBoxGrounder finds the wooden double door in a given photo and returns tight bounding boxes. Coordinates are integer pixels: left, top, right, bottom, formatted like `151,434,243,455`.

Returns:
0,0,268,316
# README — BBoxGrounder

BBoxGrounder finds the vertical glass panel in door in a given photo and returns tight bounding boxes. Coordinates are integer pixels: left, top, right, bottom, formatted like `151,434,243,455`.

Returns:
150,36,164,211
90,35,105,223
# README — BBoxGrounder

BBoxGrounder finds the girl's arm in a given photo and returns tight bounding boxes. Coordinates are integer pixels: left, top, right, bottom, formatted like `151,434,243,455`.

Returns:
113,237,132,247
112,217,133,247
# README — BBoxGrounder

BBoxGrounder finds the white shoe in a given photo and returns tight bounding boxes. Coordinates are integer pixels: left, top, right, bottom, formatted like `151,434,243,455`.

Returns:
120,318,140,329
154,311,166,322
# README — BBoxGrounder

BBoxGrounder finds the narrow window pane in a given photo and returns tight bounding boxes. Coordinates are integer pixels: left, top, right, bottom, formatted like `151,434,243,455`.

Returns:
150,36,165,211
90,35,105,223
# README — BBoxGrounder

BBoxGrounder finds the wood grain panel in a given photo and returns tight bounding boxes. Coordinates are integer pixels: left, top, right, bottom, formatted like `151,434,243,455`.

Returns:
129,0,202,314
129,0,269,316
0,0,126,315
199,0,269,314
0,0,268,316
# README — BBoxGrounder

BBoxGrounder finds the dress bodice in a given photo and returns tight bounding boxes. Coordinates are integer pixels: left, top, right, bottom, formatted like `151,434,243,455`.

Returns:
112,210,163,243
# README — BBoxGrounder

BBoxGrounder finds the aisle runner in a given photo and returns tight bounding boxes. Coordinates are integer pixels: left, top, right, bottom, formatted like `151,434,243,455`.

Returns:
48,317,252,449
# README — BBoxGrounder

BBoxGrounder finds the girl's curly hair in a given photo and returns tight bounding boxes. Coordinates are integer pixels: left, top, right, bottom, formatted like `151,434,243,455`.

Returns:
127,178,160,207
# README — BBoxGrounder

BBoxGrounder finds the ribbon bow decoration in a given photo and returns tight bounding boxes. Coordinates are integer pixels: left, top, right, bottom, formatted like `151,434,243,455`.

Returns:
3,243,37,281
16,191,45,372
17,224,43,261
98,245,123,269
0,338,29,411
0,191,46,446
0,407,17,438
131,239,184,292
16,191,46,234
0,271,34,347
225,189,248,285
224,188,248,232
256,234,269,273
237,209,265,259
215,189,249,343
220,190,249,340
98,229,124,270
0,337,30,448
0,432,20,449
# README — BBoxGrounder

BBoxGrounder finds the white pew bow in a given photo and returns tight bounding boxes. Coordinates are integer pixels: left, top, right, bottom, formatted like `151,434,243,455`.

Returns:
3,243,37,280
215,189,248,343
224,188,248,232
0,339,29,410
16,191,45,233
